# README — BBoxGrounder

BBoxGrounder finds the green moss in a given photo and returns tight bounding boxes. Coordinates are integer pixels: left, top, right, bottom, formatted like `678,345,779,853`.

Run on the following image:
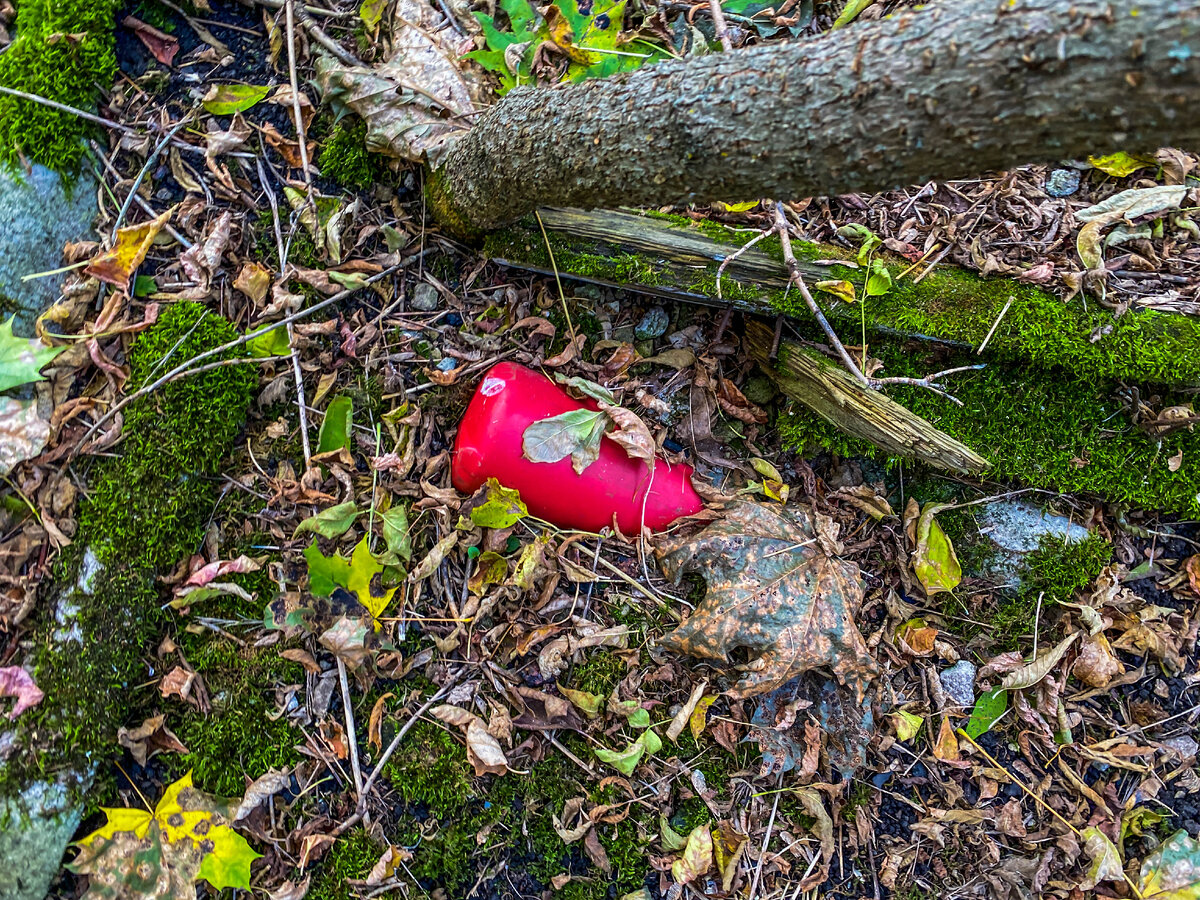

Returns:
486,214,1200,385
0,0,120,173
1,303,254,805
382,719,473,814
1026,533,1113,604
307,829,385,900
167,640,303,796
567,650,626,695
82,301,255,570
776,341,1200,516
318,117,384,190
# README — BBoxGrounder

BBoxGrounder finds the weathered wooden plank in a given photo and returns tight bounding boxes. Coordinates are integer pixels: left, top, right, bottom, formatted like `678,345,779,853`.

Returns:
743,320,991,475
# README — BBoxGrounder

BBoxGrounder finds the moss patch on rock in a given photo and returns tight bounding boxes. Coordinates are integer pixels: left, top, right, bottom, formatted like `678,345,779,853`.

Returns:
1,302,253,803
0,0,120,173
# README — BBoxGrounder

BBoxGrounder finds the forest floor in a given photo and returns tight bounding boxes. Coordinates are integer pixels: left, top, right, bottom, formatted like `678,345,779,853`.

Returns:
1,1,1200,899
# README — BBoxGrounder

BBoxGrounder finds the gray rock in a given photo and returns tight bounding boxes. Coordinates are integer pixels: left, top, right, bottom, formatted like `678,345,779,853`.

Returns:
0,165,98,336
0,776,89,900
1045,168,1081,198
410,282,440,311
635,306,669,340
981,500,1089,554
939,660,977,709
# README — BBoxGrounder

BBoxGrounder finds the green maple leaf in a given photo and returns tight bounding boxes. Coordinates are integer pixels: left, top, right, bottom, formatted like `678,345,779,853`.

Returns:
304,535,398,624
0,316,63,393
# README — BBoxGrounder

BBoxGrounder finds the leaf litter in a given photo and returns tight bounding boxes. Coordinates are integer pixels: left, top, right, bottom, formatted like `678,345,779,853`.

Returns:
0,1,1196,899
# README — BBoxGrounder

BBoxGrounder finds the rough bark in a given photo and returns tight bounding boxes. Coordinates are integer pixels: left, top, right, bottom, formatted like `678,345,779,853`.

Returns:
432,0,1200,229
744,321,991,474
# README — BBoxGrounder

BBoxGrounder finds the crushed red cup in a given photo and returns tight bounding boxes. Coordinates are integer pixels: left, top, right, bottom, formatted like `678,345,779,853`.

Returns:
452,362,704,533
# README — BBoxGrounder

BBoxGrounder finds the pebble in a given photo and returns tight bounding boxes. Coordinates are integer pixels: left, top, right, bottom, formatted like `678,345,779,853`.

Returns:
1045,168,1081,198
939,660,977,709
635,306,669,340
410,282,440,311
436,357,458,372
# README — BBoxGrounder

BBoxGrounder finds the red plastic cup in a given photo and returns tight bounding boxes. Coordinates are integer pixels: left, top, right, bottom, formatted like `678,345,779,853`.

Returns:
452,362,704,533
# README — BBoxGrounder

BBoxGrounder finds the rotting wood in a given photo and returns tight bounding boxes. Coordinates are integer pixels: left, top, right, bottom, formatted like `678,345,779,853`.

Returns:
743,320,990,475
486,208,1200,386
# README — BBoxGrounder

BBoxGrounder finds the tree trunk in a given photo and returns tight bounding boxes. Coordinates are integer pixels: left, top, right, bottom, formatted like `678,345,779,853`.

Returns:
431,0,1200,230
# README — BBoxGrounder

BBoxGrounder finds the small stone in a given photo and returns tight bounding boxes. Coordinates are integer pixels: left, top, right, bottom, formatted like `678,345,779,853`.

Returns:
939,660,977,709
1045,168,1081,198
635,306,669,340
436,357,458,372
410,282,440,311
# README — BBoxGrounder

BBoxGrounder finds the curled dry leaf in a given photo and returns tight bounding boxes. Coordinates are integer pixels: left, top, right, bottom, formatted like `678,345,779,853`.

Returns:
1073,632,1125,688
1001,632,1078,691
84,207,174,290
234,768,293,821
315,0,481,165
598,402,655,468
657,501,877,700
117,714,189,766
431,703,509,775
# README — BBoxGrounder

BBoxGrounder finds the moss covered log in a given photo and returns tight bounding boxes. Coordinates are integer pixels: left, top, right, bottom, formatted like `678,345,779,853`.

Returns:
0,0,120,173
486,208,1200,385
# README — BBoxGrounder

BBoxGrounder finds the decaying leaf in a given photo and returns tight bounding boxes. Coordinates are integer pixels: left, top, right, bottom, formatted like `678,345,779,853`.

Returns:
522,408,608,474
1001,632,1078,691
116,715,189,766
432,704,510,775
1139,829,1200,900
0,396,50,476
1073,632,1125,688
908,502,961,596
1080,827,1125,890
305,536,400,624
84,208,174,290
315,0,481,165
469,477,528,528
657,501,876,699
122,15,179,66
670,825,712,886
69,771,260,897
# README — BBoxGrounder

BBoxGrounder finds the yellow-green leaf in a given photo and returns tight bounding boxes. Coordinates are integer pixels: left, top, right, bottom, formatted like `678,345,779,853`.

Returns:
1088,151,1156,177
833,0,875,28
689,695,718,740
712,200,759,213
84,207,174,290
468,550,508,594
889,708,924,742
294,500,358,539
671,824,713,886
360,0,388,28
910,502,961,596
0,317,63,393
559,684,605,719
202,83,271,115
470,477,528,528
815,280,857,303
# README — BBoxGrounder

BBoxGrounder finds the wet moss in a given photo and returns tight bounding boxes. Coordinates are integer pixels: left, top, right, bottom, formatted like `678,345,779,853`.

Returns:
1026,533,1113,604
776,340,1200,516
307,828,385,900
486,214,1200,385
382,719,473,814
167,640,303,796
0,0,120,173
82,302,255,570
566,650,627,696
318,117,384,191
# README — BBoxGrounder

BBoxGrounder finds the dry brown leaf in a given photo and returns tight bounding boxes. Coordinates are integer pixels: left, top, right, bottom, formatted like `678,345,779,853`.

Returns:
431,704,509,775
599,401,654,468
233,262,272,305
122,15,179,66
368,692,394,753
657,501,876,699
1073,632,1125,688
313,0,480,165
0,397,50,476
116,714,188,766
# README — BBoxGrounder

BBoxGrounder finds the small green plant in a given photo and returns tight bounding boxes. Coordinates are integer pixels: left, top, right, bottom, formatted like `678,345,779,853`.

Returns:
466,0,668,94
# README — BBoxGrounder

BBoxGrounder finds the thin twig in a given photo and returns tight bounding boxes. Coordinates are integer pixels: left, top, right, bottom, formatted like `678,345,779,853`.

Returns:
772,202,869,385
748,776,782,900
71,260,414,457
0,84,140,135
111,116,192,241
708,0,733,51
284,0,319,225
337,658,365,803
262,0,357,64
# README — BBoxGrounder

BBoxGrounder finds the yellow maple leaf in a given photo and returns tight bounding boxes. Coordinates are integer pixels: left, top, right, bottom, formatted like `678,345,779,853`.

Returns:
83,207,174,291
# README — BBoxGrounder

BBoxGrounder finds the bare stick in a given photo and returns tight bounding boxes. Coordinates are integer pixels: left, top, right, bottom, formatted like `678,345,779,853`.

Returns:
110,116,192,240
261,0,357,64
285,0,319,224
772,202,870,386
337,658,365,803
708,0,733,51
70,261,412,457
